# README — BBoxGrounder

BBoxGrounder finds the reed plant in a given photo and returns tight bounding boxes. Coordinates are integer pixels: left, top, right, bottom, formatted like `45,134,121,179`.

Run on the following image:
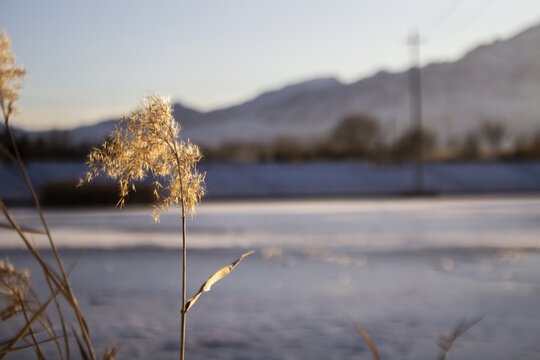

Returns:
0,30,115,359
83,94,252,360
1,28,251,359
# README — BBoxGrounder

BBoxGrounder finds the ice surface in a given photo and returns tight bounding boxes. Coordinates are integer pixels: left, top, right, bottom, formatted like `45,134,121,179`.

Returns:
1,198,540,359
1,197,539,250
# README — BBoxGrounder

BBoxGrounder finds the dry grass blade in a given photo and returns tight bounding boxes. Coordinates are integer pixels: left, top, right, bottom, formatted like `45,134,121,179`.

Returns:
0,222,46,235
0,304,19,321
72,326,91,360
19,299,45,359
0,201,66,297
0,336,61,354
0,143,17,163
437,316,484,360
0,289,58,359
28,288,67,360
4,123,96,359
184,251,254,313
2,30,92,360
350,318,381,360
101,344,121,360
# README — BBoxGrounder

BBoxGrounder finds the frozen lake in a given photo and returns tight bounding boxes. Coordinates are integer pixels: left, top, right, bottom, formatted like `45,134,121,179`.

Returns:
1,197,540,359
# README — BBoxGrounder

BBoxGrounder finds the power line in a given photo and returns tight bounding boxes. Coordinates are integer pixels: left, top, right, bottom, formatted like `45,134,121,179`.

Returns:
426,0,496,40
426,0,464,37
458,0,496,31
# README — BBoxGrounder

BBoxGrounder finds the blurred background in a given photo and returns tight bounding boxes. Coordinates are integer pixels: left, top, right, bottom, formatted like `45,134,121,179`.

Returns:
1,1,540,359
1,0,540,201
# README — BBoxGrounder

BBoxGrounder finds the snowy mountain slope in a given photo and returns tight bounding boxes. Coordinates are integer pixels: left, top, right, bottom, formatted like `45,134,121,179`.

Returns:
180,23,540,146
31,23,540,146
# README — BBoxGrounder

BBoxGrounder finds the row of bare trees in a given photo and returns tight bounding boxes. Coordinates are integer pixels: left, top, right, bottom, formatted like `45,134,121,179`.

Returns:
2,114,540,163
204,114,540,163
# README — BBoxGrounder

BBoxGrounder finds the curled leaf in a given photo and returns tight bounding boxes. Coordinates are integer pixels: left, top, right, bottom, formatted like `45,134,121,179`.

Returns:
184,251,254,313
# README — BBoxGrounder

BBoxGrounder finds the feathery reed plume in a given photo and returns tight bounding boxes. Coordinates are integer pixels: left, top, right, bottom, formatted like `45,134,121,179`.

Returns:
84,94,205,220
0,259,30,321
0,260,45,359
437,316,483,360
0,30,26,124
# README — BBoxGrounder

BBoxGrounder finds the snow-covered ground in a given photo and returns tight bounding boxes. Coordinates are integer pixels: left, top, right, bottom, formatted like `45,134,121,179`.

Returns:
1,161,540,204
2,197,540,250
1,197,540,359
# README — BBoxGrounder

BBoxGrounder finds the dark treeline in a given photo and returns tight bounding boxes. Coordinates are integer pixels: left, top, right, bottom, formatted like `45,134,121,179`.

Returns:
204,114,540,163
0,129,93,161
2,115,540,163
4,115,540,207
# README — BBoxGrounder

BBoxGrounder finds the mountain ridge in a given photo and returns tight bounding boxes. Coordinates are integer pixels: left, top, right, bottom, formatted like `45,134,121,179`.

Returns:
31,22,540,147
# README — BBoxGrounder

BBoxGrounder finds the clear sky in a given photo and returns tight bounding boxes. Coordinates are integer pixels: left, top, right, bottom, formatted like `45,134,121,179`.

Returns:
2,0,540,130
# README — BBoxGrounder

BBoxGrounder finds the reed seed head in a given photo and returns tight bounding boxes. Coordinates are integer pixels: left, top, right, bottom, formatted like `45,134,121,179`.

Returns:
0,259,30,320
0,30,26,123
84,94,206,221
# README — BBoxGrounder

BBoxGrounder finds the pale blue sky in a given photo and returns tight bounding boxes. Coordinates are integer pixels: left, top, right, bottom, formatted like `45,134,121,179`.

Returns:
2,0,540,130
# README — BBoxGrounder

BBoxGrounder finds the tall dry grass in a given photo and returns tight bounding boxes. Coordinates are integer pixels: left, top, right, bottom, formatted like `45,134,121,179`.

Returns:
1,29,253,359
0,29,116,359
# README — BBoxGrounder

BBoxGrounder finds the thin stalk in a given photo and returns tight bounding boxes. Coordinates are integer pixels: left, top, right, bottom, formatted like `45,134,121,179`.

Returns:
19,297,45,360
31,256,82,360
0,288,60,359
0,336,63,355
0,202,74,359
0,200,69,360
29,288,67,360
34,307,65,360
0,200,66,295
5,122,95,360
180,200,187,360
2,108,69,359
47,274,69,360
173,142,188,360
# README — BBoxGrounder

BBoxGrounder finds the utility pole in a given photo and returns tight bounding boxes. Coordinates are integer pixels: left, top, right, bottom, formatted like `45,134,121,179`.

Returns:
407,30,424,194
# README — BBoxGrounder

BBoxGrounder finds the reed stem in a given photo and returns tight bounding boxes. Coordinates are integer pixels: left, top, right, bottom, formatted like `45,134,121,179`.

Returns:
19,299,45,360
180,201,187,360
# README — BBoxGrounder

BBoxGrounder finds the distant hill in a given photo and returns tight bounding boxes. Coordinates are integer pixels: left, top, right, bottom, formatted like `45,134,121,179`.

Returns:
30,23,540,147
